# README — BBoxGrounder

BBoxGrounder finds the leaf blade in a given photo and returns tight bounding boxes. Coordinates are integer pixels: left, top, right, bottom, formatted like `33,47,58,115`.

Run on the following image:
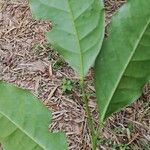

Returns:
95,0,150,122
29,0,105,76
0,82,67,150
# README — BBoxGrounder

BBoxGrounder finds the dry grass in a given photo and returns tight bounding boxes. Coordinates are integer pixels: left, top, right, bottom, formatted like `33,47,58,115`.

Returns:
0,0,150,149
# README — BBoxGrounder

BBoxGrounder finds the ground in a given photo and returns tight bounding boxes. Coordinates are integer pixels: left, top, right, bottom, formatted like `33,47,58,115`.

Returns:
0,0,150,149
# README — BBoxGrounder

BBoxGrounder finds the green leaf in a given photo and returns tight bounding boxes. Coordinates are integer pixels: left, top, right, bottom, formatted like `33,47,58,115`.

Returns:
29,0,105,77
94,0,150,122
0,82,67,150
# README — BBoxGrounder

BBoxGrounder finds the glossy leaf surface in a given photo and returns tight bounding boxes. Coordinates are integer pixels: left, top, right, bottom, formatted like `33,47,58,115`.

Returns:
95,0,150,122
29,0,105,77
0,82,67,150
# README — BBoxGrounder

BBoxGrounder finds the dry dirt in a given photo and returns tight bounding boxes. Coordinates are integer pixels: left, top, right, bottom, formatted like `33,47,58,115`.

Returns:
0,0,150,149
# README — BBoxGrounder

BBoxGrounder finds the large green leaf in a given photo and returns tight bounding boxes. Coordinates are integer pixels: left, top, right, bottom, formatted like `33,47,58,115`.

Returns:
95,0,150,122
29,0,105,77
0,82,67,150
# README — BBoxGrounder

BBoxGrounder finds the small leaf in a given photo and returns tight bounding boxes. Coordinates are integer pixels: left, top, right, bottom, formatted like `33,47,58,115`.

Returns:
0,82,67,150
29,0,105,77
62,79,73,92
95,0,150,122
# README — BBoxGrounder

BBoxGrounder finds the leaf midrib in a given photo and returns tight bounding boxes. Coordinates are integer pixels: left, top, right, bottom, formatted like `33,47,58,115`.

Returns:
0,111,44,149
101,19,150,121
67,1,84,77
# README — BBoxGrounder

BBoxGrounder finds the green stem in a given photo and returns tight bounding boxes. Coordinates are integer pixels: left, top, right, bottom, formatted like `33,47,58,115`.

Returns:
80,77,98,150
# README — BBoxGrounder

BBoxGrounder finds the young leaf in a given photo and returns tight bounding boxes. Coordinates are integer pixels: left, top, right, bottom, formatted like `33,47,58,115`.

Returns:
29,0,105,77
95,0,150,122
0,82,67,150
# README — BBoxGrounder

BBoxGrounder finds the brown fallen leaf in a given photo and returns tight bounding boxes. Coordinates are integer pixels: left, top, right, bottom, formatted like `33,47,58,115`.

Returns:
19,60,47,73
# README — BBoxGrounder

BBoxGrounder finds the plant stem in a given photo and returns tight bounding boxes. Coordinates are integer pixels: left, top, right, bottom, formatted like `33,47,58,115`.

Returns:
80,77,98,150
